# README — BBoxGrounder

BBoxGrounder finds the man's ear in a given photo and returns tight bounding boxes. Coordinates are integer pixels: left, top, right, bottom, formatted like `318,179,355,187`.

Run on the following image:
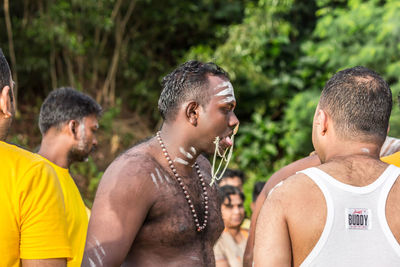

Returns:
68,120,79,138
186,101,200,126
0,86,12,118
315,109,328,136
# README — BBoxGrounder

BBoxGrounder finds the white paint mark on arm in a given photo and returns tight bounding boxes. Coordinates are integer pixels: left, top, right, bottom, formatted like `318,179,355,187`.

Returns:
267,181,284,199
361,148,370,154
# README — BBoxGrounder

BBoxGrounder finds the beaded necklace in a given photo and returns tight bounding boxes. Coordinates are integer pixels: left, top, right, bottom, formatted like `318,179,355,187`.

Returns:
156,131,209,232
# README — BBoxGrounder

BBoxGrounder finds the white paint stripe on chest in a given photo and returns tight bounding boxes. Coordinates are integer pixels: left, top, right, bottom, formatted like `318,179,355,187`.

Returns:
151,173,159,188
190,147,197,154
179,147,194,159
174,157,189,165
155,168,166,184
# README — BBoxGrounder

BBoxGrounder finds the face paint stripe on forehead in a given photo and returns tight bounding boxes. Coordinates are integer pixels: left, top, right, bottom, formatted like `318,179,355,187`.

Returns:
213,81,235,96
215,88,234,97
219,96,236,104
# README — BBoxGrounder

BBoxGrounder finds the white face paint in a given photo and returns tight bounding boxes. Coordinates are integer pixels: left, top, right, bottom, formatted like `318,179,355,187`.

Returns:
174,157,189,165
213,81,235,104
179,146,194,159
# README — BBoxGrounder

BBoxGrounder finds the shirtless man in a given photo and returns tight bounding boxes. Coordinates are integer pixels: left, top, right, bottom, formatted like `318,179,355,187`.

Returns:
254,66,400,266
83,60,239,266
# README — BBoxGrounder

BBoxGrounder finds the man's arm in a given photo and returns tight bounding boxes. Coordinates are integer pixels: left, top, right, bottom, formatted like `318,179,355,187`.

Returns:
82,155,157,267
21,259,66,267
243,154,320,266
253,184,291,267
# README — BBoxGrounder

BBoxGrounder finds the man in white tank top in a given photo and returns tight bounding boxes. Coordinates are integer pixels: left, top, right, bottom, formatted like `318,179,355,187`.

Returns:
254,66,400,267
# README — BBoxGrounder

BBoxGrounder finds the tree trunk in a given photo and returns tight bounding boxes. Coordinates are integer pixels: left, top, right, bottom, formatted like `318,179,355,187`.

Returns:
4,0,18,110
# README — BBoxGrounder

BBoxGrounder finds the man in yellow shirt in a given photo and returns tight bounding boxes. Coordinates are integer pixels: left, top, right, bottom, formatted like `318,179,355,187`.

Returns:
0,49,71,266
37,87,102,267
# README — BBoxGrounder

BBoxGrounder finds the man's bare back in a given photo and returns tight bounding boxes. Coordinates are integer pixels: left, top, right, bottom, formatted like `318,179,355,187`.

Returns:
83,139,224,266
255,156,400,266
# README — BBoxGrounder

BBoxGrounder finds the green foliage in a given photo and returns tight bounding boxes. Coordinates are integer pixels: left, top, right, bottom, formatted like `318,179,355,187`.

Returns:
280,90,320,160
70,157,104,207
4,0,400,211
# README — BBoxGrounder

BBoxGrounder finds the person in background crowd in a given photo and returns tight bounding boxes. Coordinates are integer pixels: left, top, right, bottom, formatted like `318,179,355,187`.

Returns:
214,185,248,267
0,49,71,266
217,168,245,191
37,87,102,267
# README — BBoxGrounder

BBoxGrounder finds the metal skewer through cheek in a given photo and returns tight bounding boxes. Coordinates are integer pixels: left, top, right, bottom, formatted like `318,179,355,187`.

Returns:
210,133,235,186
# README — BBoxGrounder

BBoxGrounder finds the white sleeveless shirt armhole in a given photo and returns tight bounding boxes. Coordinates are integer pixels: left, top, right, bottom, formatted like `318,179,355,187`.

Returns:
297,165,400,267
298,168,335,267
378,166,400,257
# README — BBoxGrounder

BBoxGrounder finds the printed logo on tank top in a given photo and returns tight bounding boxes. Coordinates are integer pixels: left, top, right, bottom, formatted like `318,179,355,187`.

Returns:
345,208,371,230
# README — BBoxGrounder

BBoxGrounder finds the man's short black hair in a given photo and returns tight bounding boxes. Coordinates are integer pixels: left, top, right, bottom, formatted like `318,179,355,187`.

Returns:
217,168,245,184
0,49,11,92
252,181,266,202
218,185,245,206
158,60,230,122
319,66,392,144
39,87,102,134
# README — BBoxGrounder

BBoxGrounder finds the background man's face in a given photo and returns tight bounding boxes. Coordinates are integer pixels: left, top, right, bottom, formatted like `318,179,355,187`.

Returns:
219,176,243,191
69,114,99,163
221,194,245,229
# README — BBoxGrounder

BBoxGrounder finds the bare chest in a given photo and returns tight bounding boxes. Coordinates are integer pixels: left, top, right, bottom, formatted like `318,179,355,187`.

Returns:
133,170,224,249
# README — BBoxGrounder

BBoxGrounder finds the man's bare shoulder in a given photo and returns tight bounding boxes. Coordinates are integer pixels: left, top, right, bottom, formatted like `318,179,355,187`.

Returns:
96,139,162,198
267,172,320,206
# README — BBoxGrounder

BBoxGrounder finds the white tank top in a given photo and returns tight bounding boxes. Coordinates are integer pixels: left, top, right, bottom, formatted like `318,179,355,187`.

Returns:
299,164,400,267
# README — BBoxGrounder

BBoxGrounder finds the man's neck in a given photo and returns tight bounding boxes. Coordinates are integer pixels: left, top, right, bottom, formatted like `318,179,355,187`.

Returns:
321,140,381,163
38,136,70,169
158,125,200,174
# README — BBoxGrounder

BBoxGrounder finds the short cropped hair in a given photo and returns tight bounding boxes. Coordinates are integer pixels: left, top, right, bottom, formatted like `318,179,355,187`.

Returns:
217,168,245,185
218,185,245,206
0,49,11,91
319,66,392,144
39,87,102,134
252,181,266,202
158,60,230,121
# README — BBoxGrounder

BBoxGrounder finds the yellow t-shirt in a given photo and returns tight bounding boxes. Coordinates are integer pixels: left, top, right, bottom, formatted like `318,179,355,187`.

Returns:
0,141,71,267
39,156,89,267
381,151,400,167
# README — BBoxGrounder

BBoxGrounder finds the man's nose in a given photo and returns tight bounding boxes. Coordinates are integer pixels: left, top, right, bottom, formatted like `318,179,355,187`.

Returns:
229,113,239,128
